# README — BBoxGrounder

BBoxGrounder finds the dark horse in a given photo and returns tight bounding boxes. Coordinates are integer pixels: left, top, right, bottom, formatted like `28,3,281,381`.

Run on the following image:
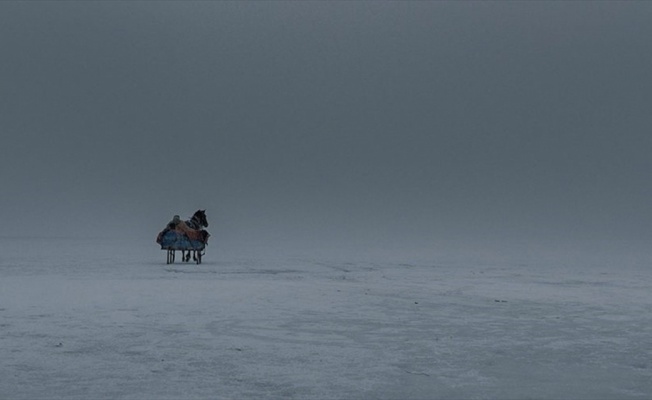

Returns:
186,209,209,230
182,209,209,262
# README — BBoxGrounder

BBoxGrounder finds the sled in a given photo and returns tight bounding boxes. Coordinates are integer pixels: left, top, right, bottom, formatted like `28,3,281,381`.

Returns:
157,230,207,265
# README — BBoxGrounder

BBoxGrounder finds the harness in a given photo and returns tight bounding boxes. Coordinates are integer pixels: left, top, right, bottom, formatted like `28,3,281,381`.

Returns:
186,214,204,230
186,217,199,230
183,214,208,255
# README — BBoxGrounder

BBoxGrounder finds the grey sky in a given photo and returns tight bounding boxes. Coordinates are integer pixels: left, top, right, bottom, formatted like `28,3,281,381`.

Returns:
1,2,651,250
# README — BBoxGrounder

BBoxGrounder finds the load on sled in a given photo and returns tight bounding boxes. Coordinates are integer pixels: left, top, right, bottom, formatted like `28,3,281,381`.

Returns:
156,210,210,264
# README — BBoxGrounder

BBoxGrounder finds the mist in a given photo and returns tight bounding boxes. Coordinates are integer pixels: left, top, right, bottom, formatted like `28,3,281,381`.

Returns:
3,4,652,397
2,2,651,258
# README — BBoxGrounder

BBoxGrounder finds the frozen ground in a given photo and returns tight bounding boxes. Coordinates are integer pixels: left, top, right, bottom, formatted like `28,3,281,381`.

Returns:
1,237,651,399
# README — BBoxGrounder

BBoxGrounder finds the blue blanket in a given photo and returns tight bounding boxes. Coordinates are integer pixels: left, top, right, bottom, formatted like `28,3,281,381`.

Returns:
157,230,206,251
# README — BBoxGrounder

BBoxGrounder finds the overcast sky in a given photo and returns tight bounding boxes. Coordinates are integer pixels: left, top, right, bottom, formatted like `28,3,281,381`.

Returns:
1,2,651,252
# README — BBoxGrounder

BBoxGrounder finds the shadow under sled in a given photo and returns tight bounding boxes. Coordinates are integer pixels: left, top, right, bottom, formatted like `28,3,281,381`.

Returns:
157,230,207,265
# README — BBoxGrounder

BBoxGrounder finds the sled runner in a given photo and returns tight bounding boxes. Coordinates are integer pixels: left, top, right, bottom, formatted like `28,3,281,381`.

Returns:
156,210,210,265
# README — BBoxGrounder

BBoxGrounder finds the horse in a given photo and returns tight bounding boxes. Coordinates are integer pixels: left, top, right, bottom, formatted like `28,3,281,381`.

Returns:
182,210,209,262
186,209,209,230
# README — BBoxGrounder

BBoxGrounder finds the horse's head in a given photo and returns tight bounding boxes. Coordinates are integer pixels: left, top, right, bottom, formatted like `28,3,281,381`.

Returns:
193,209,208,228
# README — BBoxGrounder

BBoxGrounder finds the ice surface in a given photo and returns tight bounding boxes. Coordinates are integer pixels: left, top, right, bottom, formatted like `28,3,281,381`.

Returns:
1,237,651,399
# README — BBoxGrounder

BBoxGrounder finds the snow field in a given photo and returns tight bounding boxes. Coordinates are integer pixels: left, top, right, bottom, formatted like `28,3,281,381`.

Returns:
1,237,651,399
